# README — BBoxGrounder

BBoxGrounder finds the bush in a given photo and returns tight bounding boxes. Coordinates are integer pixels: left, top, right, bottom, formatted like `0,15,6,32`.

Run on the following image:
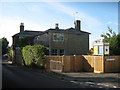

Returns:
0,37,9,55
22,45,46,68
9,47,13,61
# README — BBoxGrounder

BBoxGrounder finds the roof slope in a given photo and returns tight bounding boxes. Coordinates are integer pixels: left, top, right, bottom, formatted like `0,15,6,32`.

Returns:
13,30,44,37
44,28,91,34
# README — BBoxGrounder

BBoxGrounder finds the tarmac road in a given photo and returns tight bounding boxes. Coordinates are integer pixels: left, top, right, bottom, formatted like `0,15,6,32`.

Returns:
2,62,93,88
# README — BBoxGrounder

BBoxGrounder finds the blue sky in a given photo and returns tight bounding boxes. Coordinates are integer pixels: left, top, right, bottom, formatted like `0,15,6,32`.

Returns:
0,1,119,48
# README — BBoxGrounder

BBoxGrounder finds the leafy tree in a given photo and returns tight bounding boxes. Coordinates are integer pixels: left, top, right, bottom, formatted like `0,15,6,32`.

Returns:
101,27,120,55
0,37,9,55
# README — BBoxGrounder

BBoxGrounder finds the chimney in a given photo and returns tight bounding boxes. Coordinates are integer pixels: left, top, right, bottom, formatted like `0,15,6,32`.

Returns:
55,23,59,29
74,20,81,31
20,23,24,32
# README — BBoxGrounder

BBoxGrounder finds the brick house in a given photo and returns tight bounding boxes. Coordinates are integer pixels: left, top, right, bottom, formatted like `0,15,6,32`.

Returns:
12,23,43,49
34,20,91,55
12,23,43,64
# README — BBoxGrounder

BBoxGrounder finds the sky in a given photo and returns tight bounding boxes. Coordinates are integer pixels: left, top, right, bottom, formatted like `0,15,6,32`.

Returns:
0,0,119,49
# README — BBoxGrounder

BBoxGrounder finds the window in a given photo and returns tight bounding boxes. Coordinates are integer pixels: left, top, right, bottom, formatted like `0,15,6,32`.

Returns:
52,49,57,55
60,49,64,55
51,49,64,55
53,33,64,42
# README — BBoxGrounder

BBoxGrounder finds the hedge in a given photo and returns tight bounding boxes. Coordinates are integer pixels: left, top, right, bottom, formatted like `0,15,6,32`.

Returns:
22,45,46,68
9,47,13,61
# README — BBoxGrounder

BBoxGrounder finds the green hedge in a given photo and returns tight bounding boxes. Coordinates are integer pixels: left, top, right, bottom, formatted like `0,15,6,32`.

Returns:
22,45,46,68
9,47,13,61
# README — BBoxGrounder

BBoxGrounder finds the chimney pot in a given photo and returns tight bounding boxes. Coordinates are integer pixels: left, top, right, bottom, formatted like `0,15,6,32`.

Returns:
55,23,59,29
20,22,24,32
20,23,24,26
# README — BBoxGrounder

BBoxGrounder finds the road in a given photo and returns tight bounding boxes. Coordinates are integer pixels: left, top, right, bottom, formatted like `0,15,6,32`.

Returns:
2,61,92,88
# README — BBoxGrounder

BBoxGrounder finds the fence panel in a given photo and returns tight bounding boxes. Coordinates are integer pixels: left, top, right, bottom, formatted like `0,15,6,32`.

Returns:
45,56,63,72
45,55,120,73
94,56,104,73
83,56,94,72
104,56,120,72
50,60,62,72
74,56,83,72
63,56,74,72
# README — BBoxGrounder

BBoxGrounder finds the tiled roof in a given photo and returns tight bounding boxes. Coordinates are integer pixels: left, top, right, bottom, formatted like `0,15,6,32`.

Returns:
13,30,44,37
44,28,91,34
13,28,90,37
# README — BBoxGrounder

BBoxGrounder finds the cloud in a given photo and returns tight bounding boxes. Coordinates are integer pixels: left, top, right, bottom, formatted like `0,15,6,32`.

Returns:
27,5,41,12
46,2,102,31
45,2,103,49
106,21,112,25
114,22,118,26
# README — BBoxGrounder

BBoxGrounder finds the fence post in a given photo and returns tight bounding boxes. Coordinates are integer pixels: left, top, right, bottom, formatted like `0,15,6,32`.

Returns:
74,55,76,72
62,55,65,72
102,55,105,73
93,56,95,73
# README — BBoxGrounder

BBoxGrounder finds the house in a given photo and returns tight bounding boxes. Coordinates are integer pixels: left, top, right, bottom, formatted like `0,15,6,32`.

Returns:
34,20,91,55
12,23,44,49
12,23,44,65
12,20,90,56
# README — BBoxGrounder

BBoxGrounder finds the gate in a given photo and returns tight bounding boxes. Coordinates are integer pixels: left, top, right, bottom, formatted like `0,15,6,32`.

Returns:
50,60,62,72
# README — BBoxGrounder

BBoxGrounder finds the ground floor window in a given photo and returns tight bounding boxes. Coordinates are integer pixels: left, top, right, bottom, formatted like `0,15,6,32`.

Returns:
60,49,64,55
52,49,57,55
51,49,64,55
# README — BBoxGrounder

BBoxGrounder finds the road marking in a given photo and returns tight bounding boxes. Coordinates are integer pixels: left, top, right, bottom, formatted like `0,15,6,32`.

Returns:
99,86,103,88
70,81,78,84
85,82,95,85
113,86,117,88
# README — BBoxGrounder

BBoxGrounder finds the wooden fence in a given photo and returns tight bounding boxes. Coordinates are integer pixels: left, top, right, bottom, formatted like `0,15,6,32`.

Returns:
45,56,63,72
104,56,120,72
63,56,83,72
45,55,120,73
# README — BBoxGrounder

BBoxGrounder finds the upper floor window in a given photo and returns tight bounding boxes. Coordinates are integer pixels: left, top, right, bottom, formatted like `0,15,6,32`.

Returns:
53,33,64,42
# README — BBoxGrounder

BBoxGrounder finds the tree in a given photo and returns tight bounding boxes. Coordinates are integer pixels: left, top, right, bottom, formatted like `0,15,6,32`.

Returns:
101,27,120,55
0,37,9,55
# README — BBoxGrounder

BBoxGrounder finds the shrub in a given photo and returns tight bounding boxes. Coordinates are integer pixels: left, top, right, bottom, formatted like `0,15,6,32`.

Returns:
22,45,46,68
9,47,13,61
